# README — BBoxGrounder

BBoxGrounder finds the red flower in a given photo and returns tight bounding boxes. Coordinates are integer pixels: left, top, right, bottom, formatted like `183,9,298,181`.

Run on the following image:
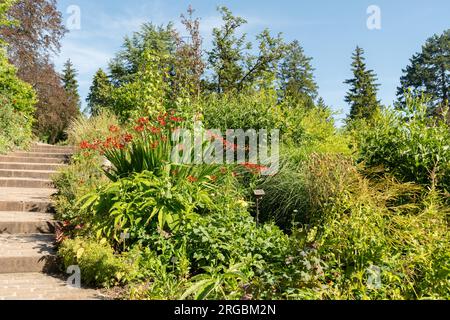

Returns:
137,117,149,125
79,141,90,149
157,113,168,127
109,125,120,133
134,125,145,132
114,142,125,150
150,127,161,134
241,162,269,174
170,116,183,122
151,141,159,149
123,133,133,143
187,175,198,183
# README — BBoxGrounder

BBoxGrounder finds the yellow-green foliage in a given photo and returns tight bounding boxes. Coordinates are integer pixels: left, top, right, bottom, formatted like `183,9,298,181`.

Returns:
0,49,36,153
303,154,449,299
58,238,136,288
66,110,121,146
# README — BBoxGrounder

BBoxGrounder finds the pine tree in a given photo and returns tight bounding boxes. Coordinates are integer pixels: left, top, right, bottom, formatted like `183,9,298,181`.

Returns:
86,68,111,116
344,46,380,121
316,97,329,111
278,40,318,106
397,29,449,115
207,6,248,93
61,59,80,108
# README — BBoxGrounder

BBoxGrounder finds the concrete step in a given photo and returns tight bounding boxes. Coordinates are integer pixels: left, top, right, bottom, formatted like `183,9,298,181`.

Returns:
12,152,70,159
0,169,55,180
0,234,57,273
0,178,53,189
0,273,102,300
31,145,75,154
0,156,65,164
0,212,57,234
0,188,56,213
0,162,64,171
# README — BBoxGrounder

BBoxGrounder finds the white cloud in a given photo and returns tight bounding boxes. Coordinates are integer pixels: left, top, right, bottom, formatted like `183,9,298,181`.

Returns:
55,40,112,75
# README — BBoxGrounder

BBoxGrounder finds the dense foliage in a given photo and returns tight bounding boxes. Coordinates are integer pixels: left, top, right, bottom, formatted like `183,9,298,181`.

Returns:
397,29,449,115
0,0,79,144
40,5,449,301
0,0,36,152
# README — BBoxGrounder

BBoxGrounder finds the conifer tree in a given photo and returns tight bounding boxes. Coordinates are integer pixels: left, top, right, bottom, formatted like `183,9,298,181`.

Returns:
86,68,112,116
397,29,449,116
61,59,80,108
344,46,380,121
278,40,318,106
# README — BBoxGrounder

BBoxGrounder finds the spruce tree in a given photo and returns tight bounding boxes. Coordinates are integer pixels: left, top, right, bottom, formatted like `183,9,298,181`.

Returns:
397,29,449,115
278,40,318,106
86,68,111,116
61,59,80,108
344,46,380,121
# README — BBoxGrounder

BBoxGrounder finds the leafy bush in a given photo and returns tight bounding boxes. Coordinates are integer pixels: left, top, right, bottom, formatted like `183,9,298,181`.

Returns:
0,48,36,153
110,49,169,121
52,113,119,222
353,96,450,189
52,153,106,222
198,90,284,131
58,238,134,288
0,49,37,116
0,97,34,153
79,169,219,246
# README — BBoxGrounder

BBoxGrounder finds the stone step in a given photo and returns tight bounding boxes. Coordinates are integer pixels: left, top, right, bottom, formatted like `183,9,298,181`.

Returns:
0,273,102,300
0,212,57,234
12,152,70,159
0,162,64,171
0,156,66,164
0,169,55,180
0,234,57,273
31,145,75,153
0,178,53,189
0,188,56,213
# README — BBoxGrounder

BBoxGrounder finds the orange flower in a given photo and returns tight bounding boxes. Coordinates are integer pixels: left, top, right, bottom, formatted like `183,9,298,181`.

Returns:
134,125,145,132
151,141,159,149
79,141,90,149
150,127,161,134
187,175,198,183
170,116,183,122
109,125,120,133
137,117,149,125
123,133,133,142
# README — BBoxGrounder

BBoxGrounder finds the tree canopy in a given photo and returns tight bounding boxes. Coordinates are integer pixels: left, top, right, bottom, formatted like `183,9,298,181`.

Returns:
344,46,381,121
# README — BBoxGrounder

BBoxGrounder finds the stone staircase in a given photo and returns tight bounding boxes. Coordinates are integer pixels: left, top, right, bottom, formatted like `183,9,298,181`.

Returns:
0,143,101,300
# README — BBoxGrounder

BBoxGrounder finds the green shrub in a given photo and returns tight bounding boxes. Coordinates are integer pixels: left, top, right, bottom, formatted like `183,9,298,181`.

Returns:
0,97,34,153
79,169,220,247
110,49,169,122
0,48,36,153
52,153,106,222
0,49,37,116
198,90,284,132
353,95,450,190
58,238,134,288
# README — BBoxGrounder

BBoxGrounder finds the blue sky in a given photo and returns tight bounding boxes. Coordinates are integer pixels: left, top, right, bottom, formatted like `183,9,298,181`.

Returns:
55,0,449,121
